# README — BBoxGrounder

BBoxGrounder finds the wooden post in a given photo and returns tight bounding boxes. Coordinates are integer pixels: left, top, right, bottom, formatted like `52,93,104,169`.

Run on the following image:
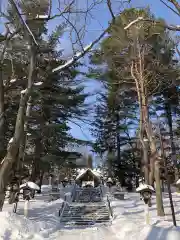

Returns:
144,204,150,225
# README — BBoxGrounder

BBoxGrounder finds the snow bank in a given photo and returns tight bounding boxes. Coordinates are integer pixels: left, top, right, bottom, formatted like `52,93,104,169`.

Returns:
110,193,180,240
45,198,63,206
0,212,44,239
112,223,180,240
139,225,180,240
1,197,64,239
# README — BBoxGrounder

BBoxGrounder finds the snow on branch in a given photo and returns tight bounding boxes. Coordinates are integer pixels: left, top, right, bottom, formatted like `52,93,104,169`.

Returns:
10,78,17,83
124,17,144,30
52,28,108,72
34,82,43,86
124,17,180,31
9,137,14,143
35,15,49,19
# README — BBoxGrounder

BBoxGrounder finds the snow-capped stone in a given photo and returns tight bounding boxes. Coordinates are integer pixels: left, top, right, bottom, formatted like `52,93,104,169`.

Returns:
136,184,155,192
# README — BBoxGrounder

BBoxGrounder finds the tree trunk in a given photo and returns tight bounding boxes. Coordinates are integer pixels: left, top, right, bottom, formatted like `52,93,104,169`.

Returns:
131,46,164,215
107,147,113,177
116,113,121,163
0,77,5,159
18,96,33,172
142,140,149,184
30,137,42,182
154,160,165,216
164,99,178,181
38,171,44,193
0,38,8,160
0,47,35,210
142,96,164,216
0,92,29,210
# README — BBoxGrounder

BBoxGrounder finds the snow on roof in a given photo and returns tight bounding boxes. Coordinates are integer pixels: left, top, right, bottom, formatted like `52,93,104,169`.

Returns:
136,184,155,192
107,177,113,183
76,168,101,180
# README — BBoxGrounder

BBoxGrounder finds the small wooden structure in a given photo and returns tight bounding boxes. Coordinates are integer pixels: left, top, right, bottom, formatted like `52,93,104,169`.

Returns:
76,168,101,187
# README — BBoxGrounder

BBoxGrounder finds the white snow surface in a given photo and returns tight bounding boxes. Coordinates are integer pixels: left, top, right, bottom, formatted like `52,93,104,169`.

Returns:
1,186,180,239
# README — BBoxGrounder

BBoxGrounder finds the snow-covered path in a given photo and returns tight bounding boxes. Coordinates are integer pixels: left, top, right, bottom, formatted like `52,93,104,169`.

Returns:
1,192,180,239
50,226,119,240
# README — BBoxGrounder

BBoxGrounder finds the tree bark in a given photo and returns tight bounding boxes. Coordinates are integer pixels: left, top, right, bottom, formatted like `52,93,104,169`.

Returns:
116,113,121,163
159,122,176,223
0,36,9,160
143,103,164,216
30,137,42,182
143,140,149,184
18,96,33,181
0,92,28,210
38,171,44,193
0,46,35,210
154,160,165,216
164,99,178,181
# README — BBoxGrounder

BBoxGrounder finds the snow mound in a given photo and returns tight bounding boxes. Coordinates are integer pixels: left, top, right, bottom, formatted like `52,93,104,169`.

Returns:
139,225,180,240
112,220,180,240
0,212,44,239
45,198,63,206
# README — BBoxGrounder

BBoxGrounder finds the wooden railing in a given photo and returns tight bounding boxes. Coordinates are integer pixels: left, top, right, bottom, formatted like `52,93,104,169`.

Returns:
73,188,102,202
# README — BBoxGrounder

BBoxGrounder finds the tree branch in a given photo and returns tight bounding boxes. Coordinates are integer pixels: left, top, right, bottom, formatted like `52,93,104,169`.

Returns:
167,0,180,14
124,17,180,31
52,27,109,72
107,0,116,21
61,14,85,52
124,17,144,30
160,0,180,16
52,0,125,73
8,0,38,46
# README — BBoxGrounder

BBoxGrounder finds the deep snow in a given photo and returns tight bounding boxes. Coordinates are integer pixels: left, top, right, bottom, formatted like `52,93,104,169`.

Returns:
1,187,180,239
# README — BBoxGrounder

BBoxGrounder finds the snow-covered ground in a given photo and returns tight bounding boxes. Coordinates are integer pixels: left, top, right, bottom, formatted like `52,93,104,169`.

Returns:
1,188,180,239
